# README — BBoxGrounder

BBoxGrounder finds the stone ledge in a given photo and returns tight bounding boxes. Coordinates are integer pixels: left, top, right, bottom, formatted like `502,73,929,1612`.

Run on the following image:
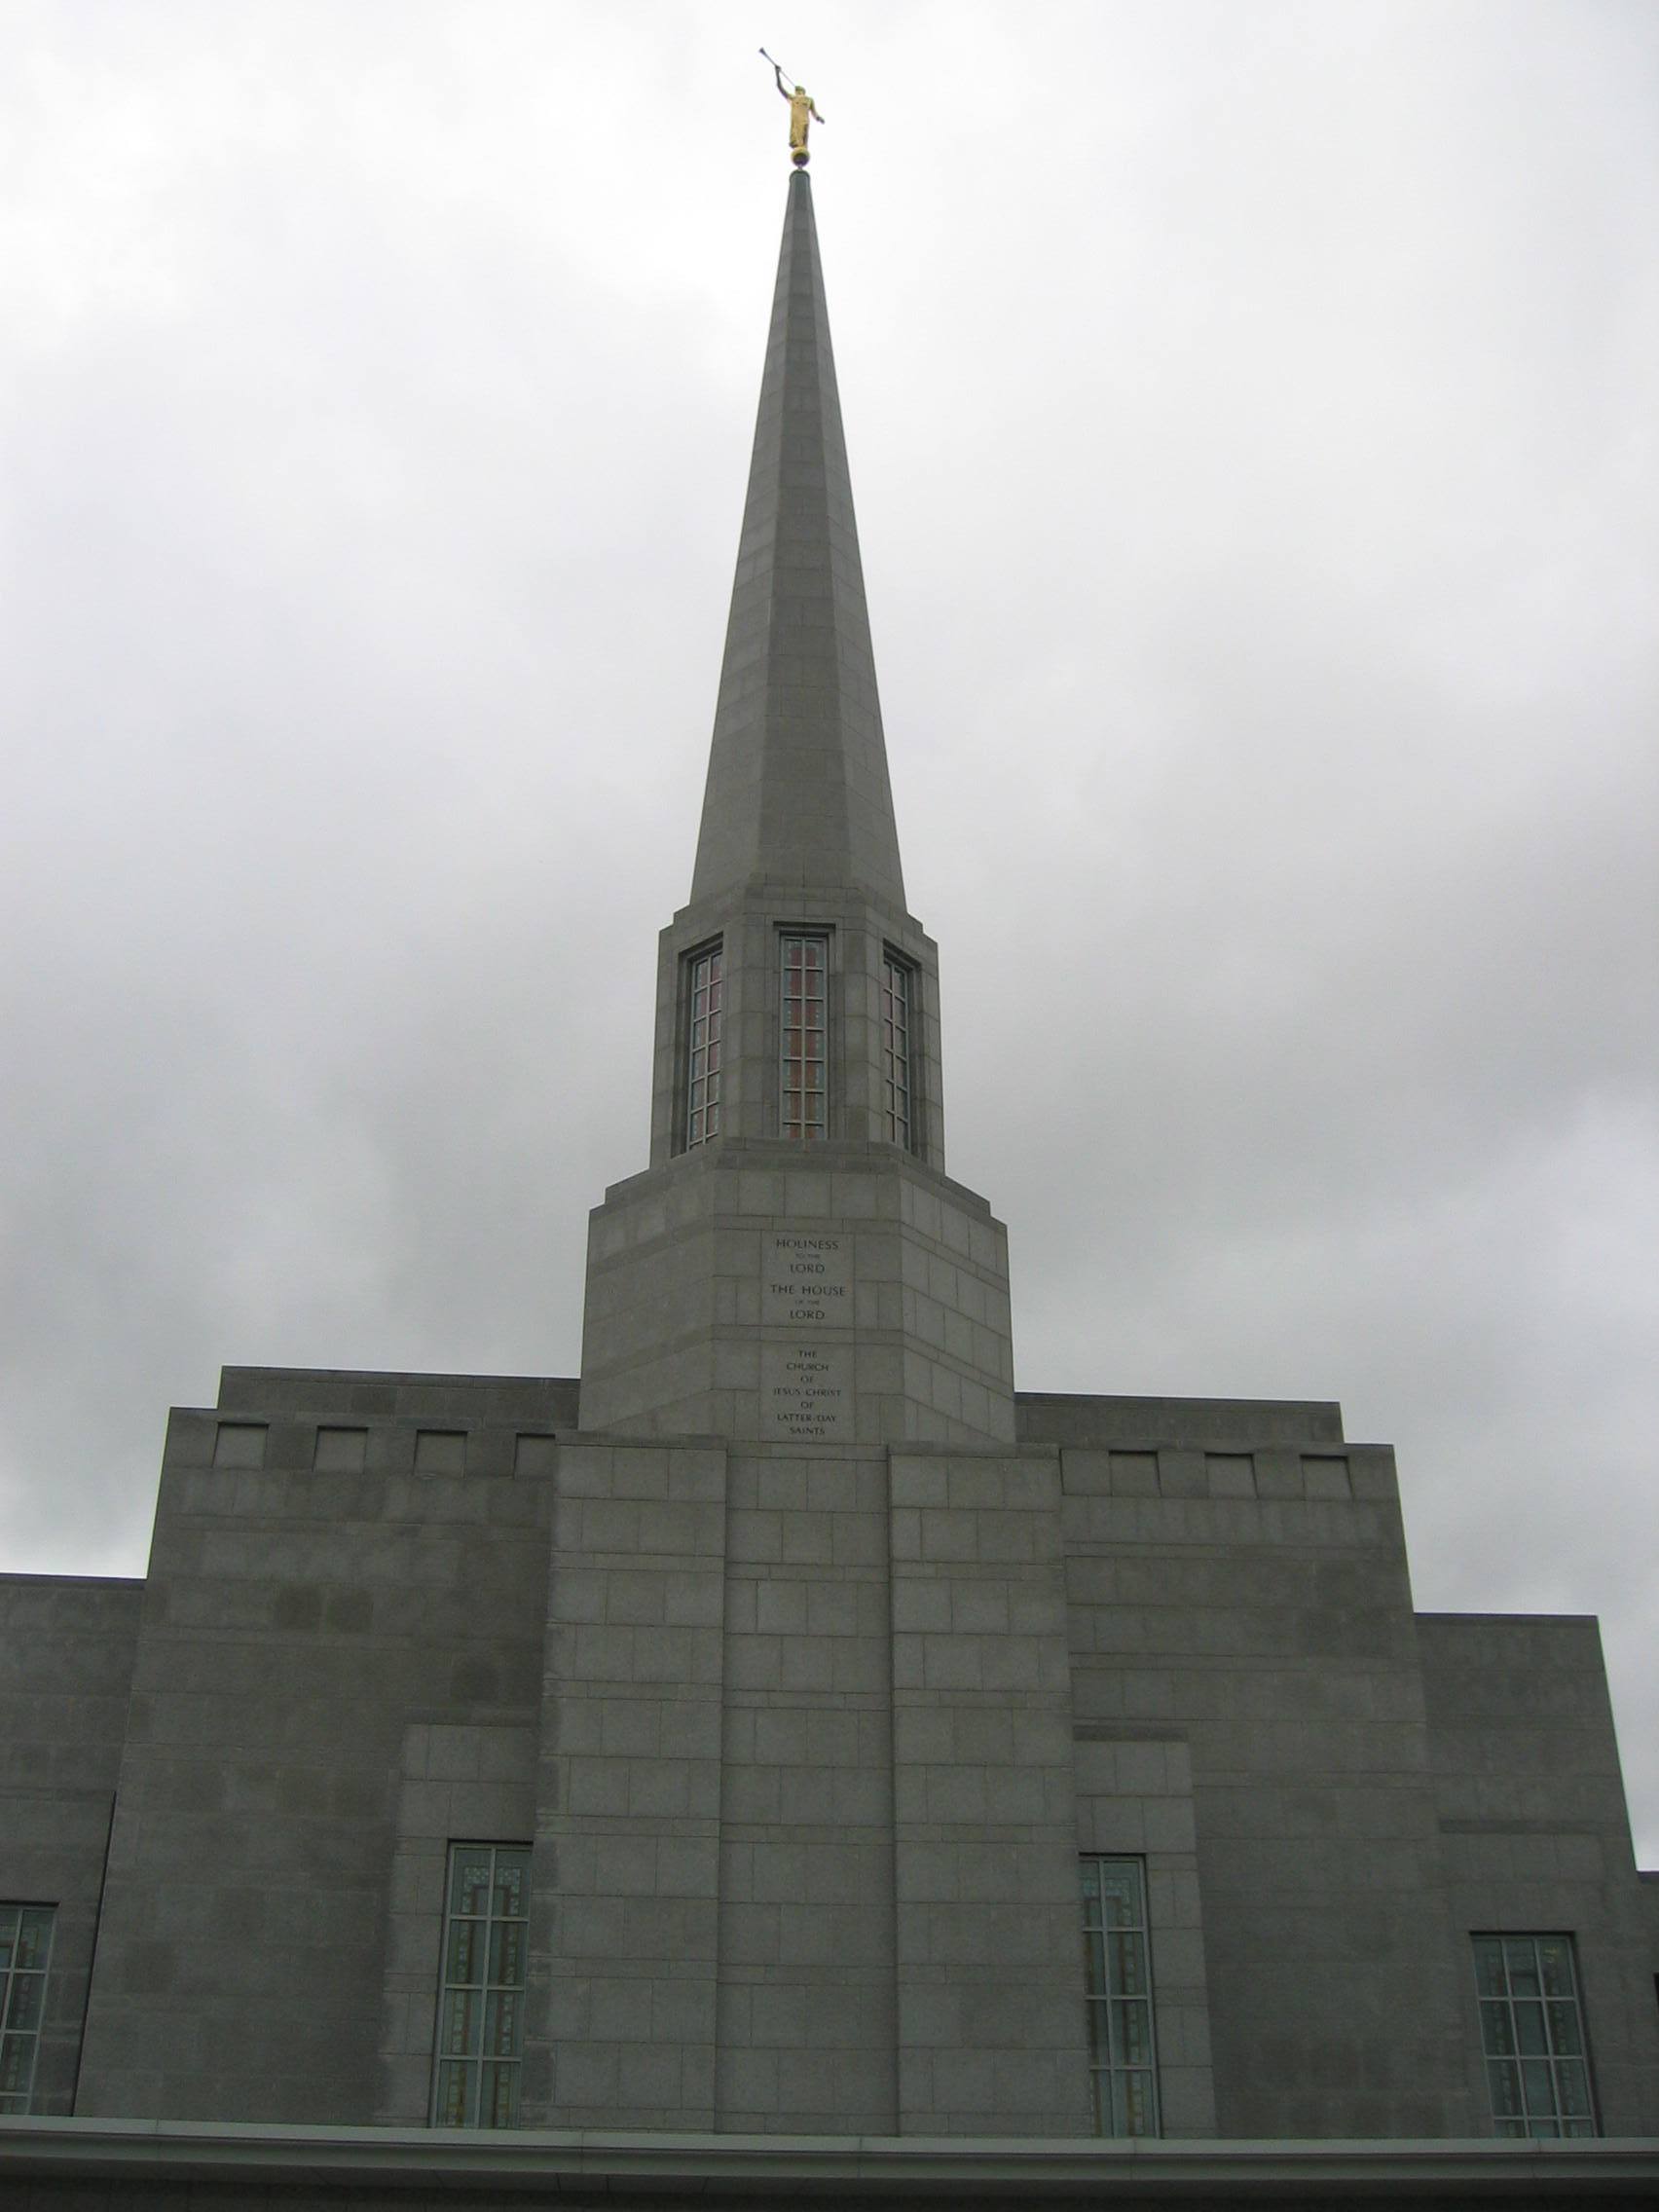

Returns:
3,2120,1658,2200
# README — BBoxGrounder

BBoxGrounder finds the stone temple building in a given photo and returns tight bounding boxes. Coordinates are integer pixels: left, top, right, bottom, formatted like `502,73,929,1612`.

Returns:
2,172,1656,2204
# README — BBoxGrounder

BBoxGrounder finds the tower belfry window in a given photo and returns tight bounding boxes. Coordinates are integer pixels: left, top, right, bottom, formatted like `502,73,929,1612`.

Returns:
780,934,828,1139
880,954,912,1148
685,944,723,1148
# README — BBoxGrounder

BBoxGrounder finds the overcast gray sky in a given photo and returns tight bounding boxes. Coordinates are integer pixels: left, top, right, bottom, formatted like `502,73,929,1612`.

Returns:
4,1,1655,1858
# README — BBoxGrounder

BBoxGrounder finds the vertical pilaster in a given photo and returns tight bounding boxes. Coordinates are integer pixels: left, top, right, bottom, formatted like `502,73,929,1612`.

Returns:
714,1446,899,2131
888,1449,1092,2134
526,1442,727,2128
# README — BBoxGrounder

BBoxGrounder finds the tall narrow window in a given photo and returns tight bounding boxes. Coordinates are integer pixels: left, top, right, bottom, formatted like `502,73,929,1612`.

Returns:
1081,1857,1160,2137
879,954,912,1147
780,934,828,1140
0,1903,55,2114
685,944,723,1148
431,1845,530,2129
1474,1935,1597,2138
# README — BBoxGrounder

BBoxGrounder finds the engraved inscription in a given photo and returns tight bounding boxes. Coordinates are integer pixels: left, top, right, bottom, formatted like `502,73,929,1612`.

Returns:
761,1232,852,1330
760,1342,854,1440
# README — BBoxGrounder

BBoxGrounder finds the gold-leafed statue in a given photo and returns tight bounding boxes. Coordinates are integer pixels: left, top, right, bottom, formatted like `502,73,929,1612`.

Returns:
763,52,824,166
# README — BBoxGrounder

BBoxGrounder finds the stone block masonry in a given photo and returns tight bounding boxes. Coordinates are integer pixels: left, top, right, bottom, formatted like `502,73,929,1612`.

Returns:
581,1142,1015,1451
526,1441,727,2130
890,1451,1092,2135
6,1373,1658,2140
69,1376,560,2124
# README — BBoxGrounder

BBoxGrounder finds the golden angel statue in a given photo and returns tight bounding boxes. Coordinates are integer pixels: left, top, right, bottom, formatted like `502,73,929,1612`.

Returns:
767,56,825,166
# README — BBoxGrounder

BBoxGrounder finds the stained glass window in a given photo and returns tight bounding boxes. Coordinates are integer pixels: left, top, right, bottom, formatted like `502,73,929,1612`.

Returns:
880,956,912,1148
780,935,828,1140
1081,1857,1160,2136
1473,1934,1597,2138
430,1845,530,2128
685,945,723,1148
0,1903,55,2114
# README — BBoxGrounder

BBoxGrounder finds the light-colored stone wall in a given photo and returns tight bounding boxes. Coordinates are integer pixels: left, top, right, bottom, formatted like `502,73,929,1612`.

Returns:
0,1574,141,2118
1418,1611,1659,2135
717,1445,898,2130
73,1381,559,2124
581,1146,1014,1449
1058,1438,1477,2138
889,1449,1092,2135
1074,1735,1217,2136
375,1721,536,2124
527,1441,728,2130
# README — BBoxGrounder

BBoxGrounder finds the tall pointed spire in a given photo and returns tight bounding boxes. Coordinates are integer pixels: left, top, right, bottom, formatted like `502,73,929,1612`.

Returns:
690,171,905,909
580,161,1015,1457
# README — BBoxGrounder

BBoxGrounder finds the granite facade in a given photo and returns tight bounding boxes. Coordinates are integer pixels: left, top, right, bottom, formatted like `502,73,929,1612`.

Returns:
4,1371,1654,2139
0,1575,141,2117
